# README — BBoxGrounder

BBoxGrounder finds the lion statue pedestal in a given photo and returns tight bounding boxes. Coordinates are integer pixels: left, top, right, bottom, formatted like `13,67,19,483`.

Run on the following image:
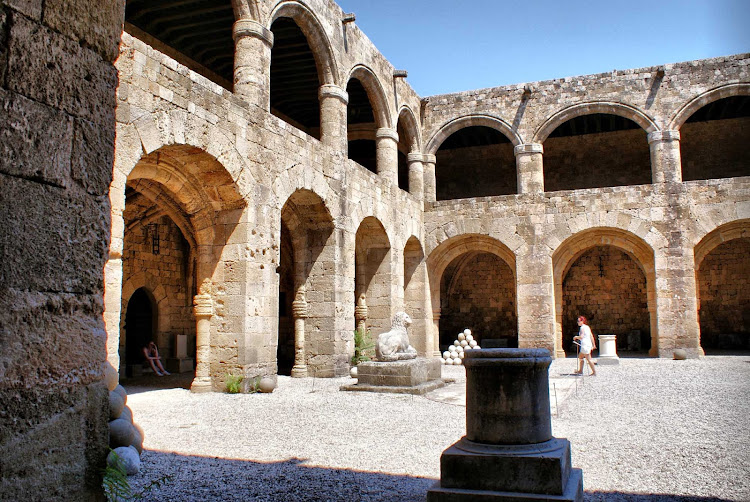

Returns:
341,312,445,395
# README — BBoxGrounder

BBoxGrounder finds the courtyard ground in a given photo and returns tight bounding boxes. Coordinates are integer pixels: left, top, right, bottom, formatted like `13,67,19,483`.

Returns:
125,355,750,501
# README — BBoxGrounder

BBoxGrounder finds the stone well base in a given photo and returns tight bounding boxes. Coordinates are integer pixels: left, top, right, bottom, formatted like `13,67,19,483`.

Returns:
340,358,445,395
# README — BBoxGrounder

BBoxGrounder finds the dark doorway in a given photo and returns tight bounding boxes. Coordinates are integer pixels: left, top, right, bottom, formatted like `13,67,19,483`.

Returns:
125,288,155,377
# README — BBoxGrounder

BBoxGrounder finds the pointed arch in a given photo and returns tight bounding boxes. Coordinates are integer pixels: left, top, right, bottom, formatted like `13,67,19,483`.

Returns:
534,101,658,144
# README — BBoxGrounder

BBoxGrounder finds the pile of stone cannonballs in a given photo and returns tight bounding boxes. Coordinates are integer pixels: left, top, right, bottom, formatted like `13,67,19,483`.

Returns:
441,329,481,365
104,362,144,475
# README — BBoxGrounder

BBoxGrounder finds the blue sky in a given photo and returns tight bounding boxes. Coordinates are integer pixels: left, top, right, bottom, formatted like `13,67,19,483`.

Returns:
336,0,750,96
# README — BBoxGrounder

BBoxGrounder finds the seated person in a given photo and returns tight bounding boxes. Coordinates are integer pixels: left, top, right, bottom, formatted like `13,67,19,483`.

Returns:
143,341,170,376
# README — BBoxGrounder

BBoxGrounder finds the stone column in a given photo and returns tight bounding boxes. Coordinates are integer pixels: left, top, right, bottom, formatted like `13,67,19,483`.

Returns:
427,349,583,501
515,250,557,355
648,130,682,184
291,287,309,378
319,84,349,153
354,293,368,335
514,143,544,194
423,154,437,203
407,152,425,200
233,18,274,109
191,281,214,393
376,128,399,186
432,307,442,357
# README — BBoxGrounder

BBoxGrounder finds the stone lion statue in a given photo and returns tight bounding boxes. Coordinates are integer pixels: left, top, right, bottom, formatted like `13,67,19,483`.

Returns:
375,312,417,362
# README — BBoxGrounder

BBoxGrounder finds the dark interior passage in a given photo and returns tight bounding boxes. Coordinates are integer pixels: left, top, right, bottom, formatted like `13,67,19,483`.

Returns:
125,288,154,376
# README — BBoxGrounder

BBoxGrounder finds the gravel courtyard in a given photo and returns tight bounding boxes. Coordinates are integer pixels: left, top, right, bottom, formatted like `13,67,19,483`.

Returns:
126,355,750,501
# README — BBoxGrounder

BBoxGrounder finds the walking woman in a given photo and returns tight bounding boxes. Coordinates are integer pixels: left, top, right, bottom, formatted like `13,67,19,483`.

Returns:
574,316,597,376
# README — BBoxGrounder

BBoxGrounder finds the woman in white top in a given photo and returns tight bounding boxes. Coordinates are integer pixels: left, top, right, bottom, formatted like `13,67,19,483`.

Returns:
573,316,597,376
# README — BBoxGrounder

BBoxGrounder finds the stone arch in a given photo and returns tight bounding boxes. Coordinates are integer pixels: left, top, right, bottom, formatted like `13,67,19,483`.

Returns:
232,0,260,20
533,102,658,144
355,217,393,337
346,65,393,129
397,105,422,152
694,219,750,351
121,274,169,337
552,227,657,357
426,114,522,155
427,234,517,351
669,83,750,130
278,189,336,376
269,1,338,86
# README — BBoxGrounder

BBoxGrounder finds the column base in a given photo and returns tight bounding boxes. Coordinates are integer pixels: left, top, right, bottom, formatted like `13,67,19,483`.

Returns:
291,365,308,378
597,355,620,365
190,376,212,393
427,469,583,502
555,349,567,359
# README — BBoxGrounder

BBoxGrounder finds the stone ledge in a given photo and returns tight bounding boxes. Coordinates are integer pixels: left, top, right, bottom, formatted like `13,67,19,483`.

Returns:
340,378,446,396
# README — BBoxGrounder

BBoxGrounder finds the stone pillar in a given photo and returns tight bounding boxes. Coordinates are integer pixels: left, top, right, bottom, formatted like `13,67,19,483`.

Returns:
376,128,399,186
648,130,682,184
233,18,274,109
291,287,309,378
427,349,583,501
407,152,425,200
354,293,368,335
514,143,544,194
191,282,214,393
515,250,557,355
432,307,442,357
319,84,349,153
423,154,437,203
597,334,619,365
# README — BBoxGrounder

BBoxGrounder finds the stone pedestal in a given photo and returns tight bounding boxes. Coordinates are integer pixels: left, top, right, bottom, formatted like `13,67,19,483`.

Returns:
597,334,619,365
340,358,444,395
427,349,583,502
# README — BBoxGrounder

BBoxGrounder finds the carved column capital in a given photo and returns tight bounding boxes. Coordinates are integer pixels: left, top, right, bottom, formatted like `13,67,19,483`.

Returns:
193,294,213,318
232,18,274,46
292,298,309,319
514,143,544,156
318,84,349,104
647,130,680,144
423,154,437,164
376,127,399,142
407,152,424,164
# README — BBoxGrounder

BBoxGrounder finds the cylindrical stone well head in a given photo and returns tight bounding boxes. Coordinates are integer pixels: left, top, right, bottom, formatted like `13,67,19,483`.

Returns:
463,348,552,445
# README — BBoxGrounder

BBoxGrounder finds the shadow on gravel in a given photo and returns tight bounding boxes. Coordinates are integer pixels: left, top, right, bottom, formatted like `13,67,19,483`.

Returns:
131,450,735,502
131,450,434,501
586,493,734,502
120,372,194,395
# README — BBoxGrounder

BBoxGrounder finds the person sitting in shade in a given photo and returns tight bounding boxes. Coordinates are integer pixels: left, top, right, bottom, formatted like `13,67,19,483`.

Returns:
574,316,597,376
143,341,170,376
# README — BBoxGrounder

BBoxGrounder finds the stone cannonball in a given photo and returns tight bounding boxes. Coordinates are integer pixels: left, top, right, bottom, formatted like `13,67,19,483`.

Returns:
120,405,133,423
130,427,144,455
259,376,276,393
466,334,474,342
113,385,127,403
109,391,125,420
463,329,472,337
459,352,465,359
108,446,141,476
673,349,688,360
469,340,477,348
133,422,145,442
460,340,468,348
458,333,466,341
449,345,457,353
104,362,119,391
453,340,460,347
456,345,464,353
109,418,135,449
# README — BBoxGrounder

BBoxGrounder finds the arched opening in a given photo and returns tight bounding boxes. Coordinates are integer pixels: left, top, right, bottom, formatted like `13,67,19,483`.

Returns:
279,189,336,377
124,288,156,377
355,217,392,336
680,96,750,181
439,251,517,350
404,237,428,355
124,0,234,90
543,114,650,191
435,126,516,200
396,115,416,192
695,223,750,351
270,17,321,139
561,246,650,354
347,78,377,173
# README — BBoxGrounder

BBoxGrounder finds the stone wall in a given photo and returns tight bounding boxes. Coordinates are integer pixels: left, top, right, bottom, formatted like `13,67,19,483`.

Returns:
561,246,650,351
439,252,517,348
697,238,750,348
0,0,124,498
681,117,750,181
435,143,516,199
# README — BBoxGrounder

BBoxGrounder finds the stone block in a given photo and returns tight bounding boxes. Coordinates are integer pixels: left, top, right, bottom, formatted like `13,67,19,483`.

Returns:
0,88,73,186
7,13,118,122
340,358,444,395
72,117,116,195
43,0,125,62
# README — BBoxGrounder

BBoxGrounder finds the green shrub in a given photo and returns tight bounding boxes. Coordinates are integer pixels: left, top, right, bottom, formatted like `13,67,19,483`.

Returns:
351,329,374,365
225,374,244,394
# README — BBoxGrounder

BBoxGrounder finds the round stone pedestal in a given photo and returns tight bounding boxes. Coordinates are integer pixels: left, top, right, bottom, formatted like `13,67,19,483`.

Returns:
597,334,620,365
